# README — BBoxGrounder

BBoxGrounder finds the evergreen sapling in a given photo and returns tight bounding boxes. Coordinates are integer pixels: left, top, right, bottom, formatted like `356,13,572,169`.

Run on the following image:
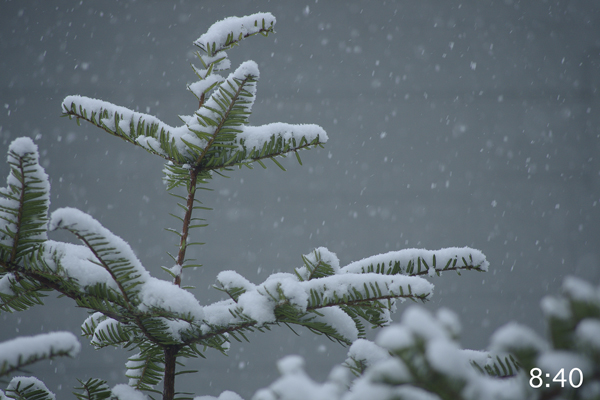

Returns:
4,12,596,400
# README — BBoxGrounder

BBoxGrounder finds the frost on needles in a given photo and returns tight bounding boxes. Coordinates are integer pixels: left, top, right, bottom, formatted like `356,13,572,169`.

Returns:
7,11,595,400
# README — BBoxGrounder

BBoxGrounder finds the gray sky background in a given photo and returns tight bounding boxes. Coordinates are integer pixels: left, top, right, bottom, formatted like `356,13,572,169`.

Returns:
1,1,599,398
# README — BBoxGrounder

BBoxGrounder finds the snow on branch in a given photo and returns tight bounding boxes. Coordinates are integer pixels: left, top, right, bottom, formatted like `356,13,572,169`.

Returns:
190,60,259,143
489,322,548,357
341,247,489,277
136,276,205,325
236,123,328,159
195,248,435,345
75,277,206,345
111,384,149,400
193,12,276,57
254,274,600,400
125,352,163,391
188,73,226,100
63,78,327,173
255,306,524,400
88,317,130,349
353,306,524,400
0,332,80,378
344,338,390,375
562,275,600,303
4,376,55,400
63,11,326,183
195,390,244,400
303,273,432,307
49,207,151,302
42,240,120,292
180,60,328,172
193,247,489,348
61,95,195,161
0,272,16,297
253,355,346,400
0,137,50,262
45,210,206,340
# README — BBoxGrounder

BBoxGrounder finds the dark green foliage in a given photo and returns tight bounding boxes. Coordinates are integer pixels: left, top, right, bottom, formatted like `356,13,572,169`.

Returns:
0,140,52,314
50,217,147,304
470,354,520,378
296,250,337,281
0,273,48,313
0,141,49,264
4,378,55,400
126,351,165,394
74,379,112,400
355,251,487,277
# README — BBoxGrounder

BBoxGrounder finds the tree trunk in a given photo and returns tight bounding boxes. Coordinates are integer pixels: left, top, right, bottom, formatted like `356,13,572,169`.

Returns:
163,346,179,400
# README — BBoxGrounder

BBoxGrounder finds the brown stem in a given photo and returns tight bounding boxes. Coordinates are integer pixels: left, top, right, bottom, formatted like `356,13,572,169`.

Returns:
174,169,198,287
172,94,207,287
163,345,180,400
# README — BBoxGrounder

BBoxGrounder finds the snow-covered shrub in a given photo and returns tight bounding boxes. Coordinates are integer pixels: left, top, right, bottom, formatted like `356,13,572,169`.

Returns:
0,12,490,400
255,276,600,400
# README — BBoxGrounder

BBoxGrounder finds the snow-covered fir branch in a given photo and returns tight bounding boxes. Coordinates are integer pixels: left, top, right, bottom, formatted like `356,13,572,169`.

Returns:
0,332,80,379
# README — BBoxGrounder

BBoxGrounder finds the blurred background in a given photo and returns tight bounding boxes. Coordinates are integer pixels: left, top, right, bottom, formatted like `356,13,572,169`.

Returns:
1,0,599,398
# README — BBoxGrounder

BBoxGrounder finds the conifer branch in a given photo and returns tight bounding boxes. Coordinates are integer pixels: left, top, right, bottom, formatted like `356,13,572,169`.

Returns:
193,13,275,57
171,77,207,285
125,350,166,394
0,140,49,265
74,378,112,400
1,259,125,321
0,347,76,379
3,258,179,350
340,247,489,276
179,289,428,348
193,74,255,168
0,280,46,312
203,138,325,172
61,100,184,164
62,229,136,307
4,377,55,400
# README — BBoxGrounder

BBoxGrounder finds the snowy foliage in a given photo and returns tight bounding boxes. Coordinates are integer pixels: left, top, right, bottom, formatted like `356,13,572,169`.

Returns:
0,137,49,263
0,332,80,380
4,10,596,400
1,377,56,400
252,277,600,400
193,13,276,57
61,12,326,186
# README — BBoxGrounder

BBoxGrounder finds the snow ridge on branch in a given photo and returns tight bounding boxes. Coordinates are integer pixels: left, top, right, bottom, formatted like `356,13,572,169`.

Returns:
342,247,489,277
0,332,80,378
194,13,276,57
